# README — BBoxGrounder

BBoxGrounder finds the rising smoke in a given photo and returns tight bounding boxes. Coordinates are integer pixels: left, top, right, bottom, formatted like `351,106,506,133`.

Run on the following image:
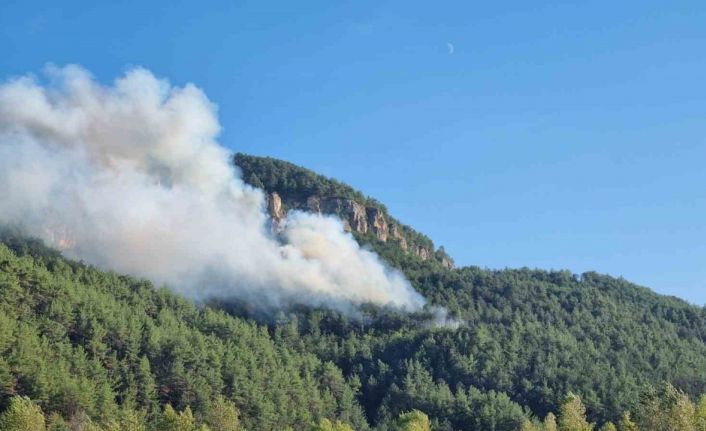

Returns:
0,65,425,313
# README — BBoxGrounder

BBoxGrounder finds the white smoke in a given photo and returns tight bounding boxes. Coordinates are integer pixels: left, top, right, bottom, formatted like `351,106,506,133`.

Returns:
0,65,425,313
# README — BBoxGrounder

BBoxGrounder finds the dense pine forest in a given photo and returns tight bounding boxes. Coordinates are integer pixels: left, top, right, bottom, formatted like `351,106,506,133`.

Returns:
2,155,706,430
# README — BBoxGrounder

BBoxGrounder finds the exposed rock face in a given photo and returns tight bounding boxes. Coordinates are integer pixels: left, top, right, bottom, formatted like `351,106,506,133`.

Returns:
367,208,388,242
272,192,446,265
415,246,430,261
266,192,285,233
235,155,455,268
389,224,408,251
441,256,454,269
436,247,454,269
306,195,321,213
303,197,390,241
267,192,284,221
318,197,368,234
304,196,368,234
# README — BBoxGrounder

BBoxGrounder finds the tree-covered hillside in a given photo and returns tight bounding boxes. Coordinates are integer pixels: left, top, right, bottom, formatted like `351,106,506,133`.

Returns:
235,153,706,427
234,153,445,265
0,235,369,430
3,155,706,430
0,234,535,430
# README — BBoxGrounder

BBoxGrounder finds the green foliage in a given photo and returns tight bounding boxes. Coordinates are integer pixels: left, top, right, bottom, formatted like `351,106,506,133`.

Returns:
0,238,364,430
237,153,706,427
205,397,240,431
234,153,373,209
396,410,431,431
234,153,438,262
616,412,638,431
310,418,354,431
157,405,196,431
8,155,706,430
45,413,69,431
65,412,102,431
0,396,45,431
539,385,706,431
104,409,148,431
543,413,558,431
518,418,538,431
637,382,696,431
558,393,593,431
695,396,706,431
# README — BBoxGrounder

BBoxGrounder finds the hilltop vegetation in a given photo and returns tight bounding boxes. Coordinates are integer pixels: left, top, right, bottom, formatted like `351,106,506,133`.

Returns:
2,155,706,430
234,153,440,263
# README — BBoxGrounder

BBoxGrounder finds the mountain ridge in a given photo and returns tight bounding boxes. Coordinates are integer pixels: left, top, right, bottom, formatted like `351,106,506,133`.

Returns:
234,153,454,269
1,155,706,430
235,152,695,307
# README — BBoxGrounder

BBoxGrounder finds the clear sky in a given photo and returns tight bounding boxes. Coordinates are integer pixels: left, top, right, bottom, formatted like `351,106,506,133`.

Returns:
2,1,705,304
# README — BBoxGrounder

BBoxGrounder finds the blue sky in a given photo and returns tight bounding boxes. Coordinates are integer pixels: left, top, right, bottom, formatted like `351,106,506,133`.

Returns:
2,0,706,304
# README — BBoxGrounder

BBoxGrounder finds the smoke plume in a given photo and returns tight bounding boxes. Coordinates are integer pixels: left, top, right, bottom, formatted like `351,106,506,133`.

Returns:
0,65,425,313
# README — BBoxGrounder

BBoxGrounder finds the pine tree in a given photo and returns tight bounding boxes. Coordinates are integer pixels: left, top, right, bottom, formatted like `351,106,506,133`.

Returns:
0,396,46,431
519,418,539,431
157,405,196,431
104,409,147,431
695,395,706,431
67,411,102,431
638,383,695,431
672,389,696,431
134,356,157,416
544,412,559,431
309,418,354,431
205,397,240,431
396,410,432,431
45,412,70,431
616,412,638,431
558,393,593,431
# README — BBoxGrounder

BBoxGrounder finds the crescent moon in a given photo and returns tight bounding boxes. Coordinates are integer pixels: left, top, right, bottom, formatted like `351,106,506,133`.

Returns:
447,42,455,55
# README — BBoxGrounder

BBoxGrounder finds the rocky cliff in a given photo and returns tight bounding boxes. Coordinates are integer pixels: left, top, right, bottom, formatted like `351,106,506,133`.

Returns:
267,191,446,264
235,153,453,268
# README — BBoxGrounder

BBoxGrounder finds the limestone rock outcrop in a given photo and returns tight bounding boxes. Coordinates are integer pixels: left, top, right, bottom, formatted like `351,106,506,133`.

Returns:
271,192,444,265
306,195,321,213
389,224,408,251
441,256,454,269
414,246,429,261
267,192,284,221
367,208,388,242
236,154,452,268
305,196,368,234
321,198,368,234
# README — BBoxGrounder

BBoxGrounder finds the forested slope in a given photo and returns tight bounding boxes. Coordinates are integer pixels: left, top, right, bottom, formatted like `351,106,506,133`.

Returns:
0,236,368,430
0,234,530,430
2,155,706,430
235,153,706,427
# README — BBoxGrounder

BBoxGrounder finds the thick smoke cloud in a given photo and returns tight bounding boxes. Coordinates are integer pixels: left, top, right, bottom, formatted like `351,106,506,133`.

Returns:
0,65,425,313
